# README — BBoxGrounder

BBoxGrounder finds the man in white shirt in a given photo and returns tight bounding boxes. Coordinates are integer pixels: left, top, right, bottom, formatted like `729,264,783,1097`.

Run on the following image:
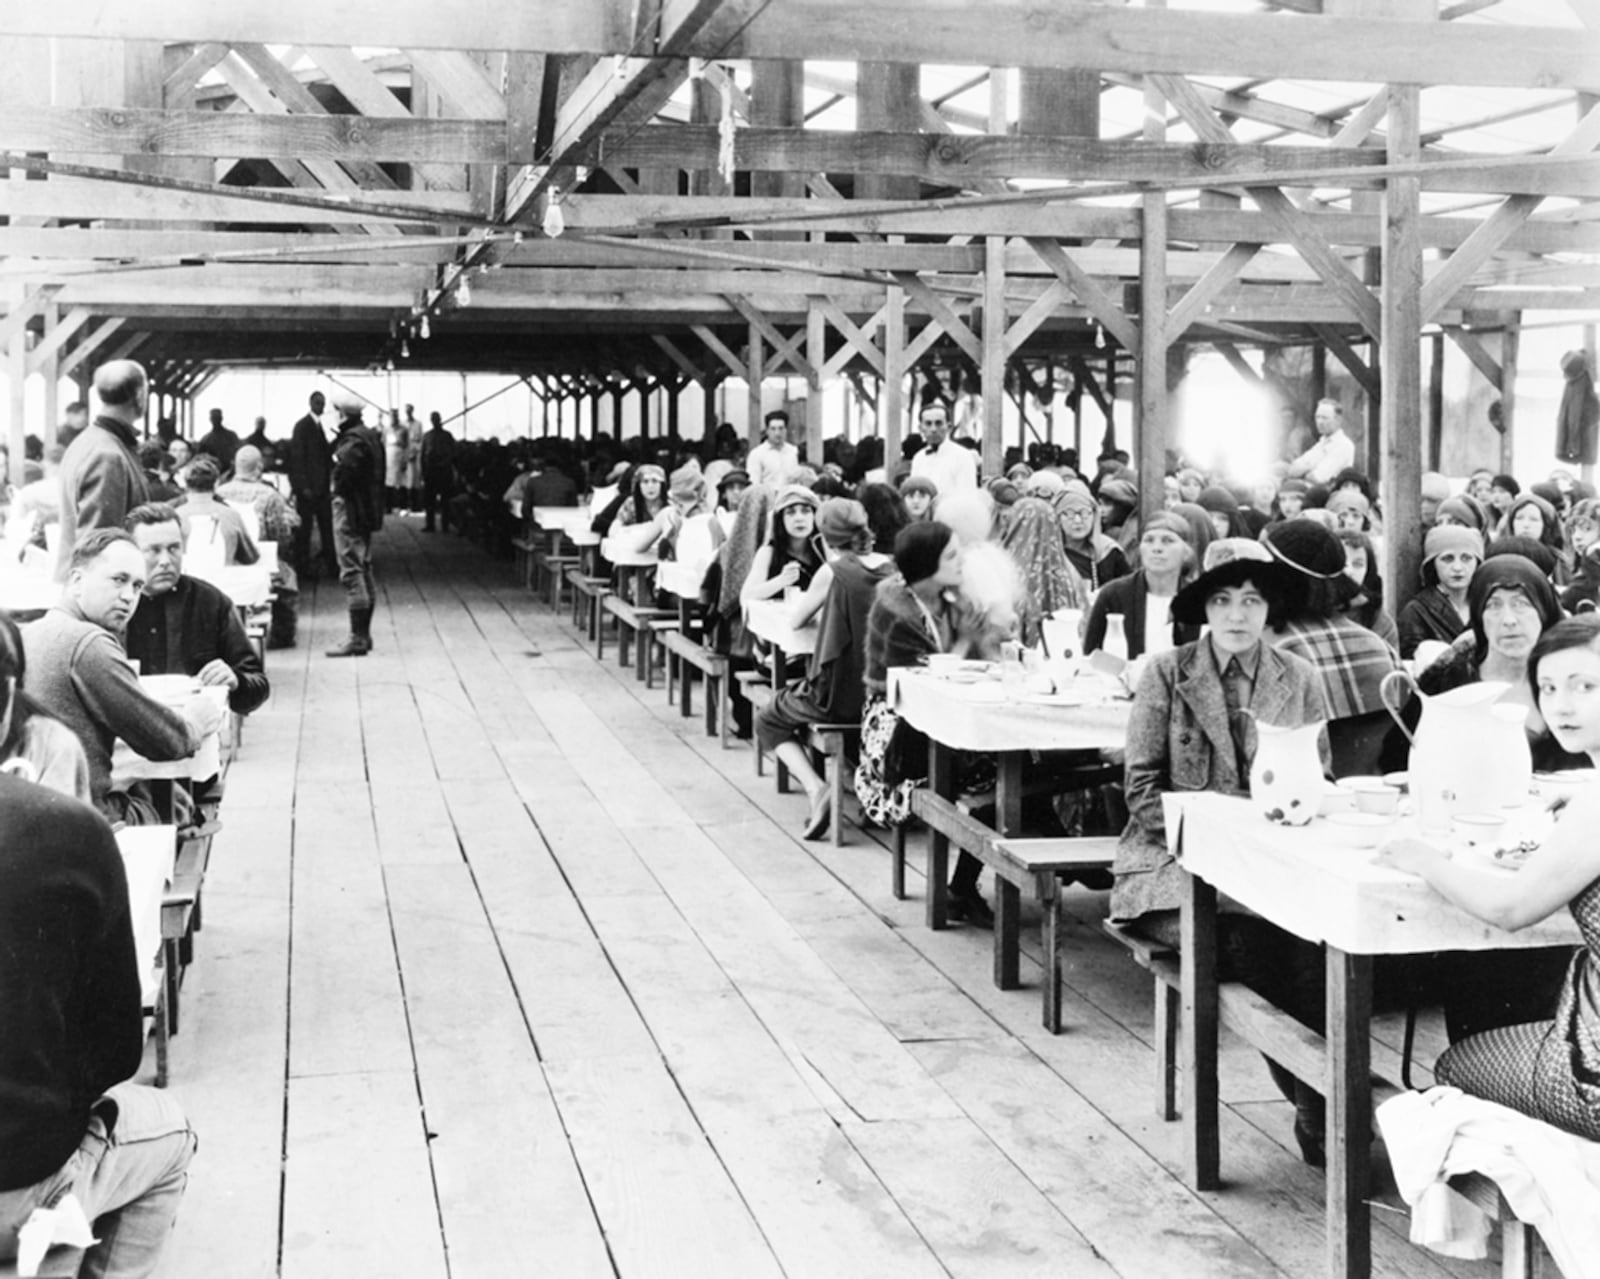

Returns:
746,411,800,488
909,400,977,496
1285,398,1356,485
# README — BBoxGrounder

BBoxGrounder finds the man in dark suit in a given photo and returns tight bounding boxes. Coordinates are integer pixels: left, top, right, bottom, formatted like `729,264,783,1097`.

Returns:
285,390,335,578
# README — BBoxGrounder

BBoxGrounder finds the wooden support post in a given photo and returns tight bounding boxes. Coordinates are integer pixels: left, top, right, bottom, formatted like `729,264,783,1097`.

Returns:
882,284,905,472
746,317,763,441
856,63,920,202
981,236,1007,477
39,302,59,444
750,60,804,205
1381,83,1424,627
1500,317,1520,477
1427,330,1445,472
1137,200,1169,517
5,299,24,487
806,300,825,467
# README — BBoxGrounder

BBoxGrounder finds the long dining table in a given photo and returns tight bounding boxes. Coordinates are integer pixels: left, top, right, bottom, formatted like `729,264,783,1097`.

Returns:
1170,790,1584,1279
888,664,1131,970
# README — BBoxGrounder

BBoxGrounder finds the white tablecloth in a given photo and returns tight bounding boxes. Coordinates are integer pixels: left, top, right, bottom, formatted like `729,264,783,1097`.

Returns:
743,598,818,656
0,572,58,615
111,683,227,785
888,667,1131,753
1171,791,1583,955
656,559,709,600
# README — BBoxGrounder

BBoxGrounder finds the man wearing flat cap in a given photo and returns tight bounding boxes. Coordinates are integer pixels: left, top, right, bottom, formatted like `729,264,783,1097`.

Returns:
325,392,385,657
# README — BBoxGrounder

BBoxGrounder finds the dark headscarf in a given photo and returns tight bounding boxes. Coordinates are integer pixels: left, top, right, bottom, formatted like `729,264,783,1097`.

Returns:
1466,554,1562,665
1167,502,1217,570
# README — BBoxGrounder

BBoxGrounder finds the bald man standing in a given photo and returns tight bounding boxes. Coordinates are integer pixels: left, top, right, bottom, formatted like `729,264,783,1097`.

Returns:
55,361,152,580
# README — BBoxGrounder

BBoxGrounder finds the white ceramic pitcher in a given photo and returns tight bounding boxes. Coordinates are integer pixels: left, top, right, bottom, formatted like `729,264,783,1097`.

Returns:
1248,719,1326,826
1381,670,1518,834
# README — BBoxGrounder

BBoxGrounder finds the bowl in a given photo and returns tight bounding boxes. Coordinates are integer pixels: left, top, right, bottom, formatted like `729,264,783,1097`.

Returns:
1326,811,1396,849
1382,771,1410,794
1533,770,1594,804
924,654,961,676
1327,811,1396,848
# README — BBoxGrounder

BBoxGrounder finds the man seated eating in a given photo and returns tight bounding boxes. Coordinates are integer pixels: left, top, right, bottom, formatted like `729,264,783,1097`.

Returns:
122,503,269,722
22,529,223,824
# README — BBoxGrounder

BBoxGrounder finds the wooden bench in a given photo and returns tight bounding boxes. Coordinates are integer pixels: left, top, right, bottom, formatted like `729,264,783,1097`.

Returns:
565,567,609,640
154,825,215,1087
659,629,731,743
643,618,679,690
536,551,580,610
806,725,858,847
1450,1172,1547,1279
600,596,673,681
904,788,1117,1031
0,1244,87,1277
510,534,539,590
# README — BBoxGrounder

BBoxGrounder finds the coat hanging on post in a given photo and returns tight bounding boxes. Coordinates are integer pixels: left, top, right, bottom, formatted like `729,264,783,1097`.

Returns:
1555,350,1600,466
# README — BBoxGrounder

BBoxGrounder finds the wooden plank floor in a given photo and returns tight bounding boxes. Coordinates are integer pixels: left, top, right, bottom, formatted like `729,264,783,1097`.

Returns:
156,517,1503,1279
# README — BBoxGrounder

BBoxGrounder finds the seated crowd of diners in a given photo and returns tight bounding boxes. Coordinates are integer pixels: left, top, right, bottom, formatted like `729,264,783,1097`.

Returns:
3,451,277,1270
519,393,1600,1169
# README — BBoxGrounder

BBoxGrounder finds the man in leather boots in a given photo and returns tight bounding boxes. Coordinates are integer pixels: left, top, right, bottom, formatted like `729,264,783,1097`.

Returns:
326,392,384,657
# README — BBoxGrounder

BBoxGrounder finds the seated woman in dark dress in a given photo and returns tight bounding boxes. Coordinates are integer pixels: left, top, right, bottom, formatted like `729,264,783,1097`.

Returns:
1397,524,1479,661
1112,538,1332,1162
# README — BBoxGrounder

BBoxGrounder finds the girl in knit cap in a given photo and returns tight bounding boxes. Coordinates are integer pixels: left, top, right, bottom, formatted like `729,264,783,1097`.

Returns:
1433,493,1494,541
740,484,823,605
1396,524,1480,660
1196,485,1244,540
1487,473,1520,533
1056,480,1131,590
1334,528,1398,650
1096,476,1141,567
1505,491,1569,582
899,476,938,522
1175,467,1205,505
1274,477,1310,521
1081,510,1202,663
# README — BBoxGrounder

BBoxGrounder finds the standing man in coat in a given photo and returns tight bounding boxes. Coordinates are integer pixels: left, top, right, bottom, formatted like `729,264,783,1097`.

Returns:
54,360,153,580
326,391,385,657
286,390,336,580
419,410,457,533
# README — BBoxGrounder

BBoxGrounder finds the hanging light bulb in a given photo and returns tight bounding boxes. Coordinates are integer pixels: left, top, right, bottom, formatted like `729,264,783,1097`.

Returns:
457,274,472,308
420,314,431,340
1093,323,1105,350
386,357,395,372
542,194,565,238
401,338,410,359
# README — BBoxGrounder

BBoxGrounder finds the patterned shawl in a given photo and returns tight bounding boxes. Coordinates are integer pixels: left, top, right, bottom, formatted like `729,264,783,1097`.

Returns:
1001,496,1088,647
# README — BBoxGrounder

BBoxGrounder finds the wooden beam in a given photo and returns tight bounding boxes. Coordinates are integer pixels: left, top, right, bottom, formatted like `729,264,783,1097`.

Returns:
1381,85,1424,625
1444,325,1504,389
1024,238,1139,353
1420,100,1600,321
403,49,507,118
1310,323,1382,400
24,306,93,376
1166,243,1260,340
0,285,60,348
9,4,1598,90
689,323,745,378
891,273,982,365
162,42,230,100
981,236,1007,476
882,284,905,466
0,103,505,162
56,317,128,377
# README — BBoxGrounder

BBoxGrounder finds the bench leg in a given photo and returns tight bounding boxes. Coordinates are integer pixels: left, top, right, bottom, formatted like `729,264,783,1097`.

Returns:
596,607,608,660
926,743,952,929
645,632,658,689
1156,975,1180,1120
829,753,844,847
892,822,907,900
1041,888,1062,1033
995,878,1022,989
154,981,169,1088
1501,1216,1538,1279
714,675,730,746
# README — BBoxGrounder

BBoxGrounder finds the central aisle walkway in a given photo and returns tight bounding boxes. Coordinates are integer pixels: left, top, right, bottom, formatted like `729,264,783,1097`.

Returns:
158,519,1474,1279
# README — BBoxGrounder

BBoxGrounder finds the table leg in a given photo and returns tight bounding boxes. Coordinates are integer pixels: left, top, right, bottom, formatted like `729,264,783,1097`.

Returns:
925,740,953,930
994,752,1024,989
1328,946,1373,1279
1180,867,1220,1191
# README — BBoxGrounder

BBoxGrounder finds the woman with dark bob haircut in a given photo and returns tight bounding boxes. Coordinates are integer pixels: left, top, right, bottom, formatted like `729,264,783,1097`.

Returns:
1378,614,1600,1141
854,522,998,924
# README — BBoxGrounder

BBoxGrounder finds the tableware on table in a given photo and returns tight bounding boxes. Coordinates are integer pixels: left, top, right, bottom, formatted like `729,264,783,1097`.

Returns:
141,674,201,703
1532,770,1595,805
1318,781,1356,816
925,653,961,676
1344,776,1401,816
1382,771,1410,794
1381,670,1515,835
1326,811,1395,848
1249,718,1326,826
1450,811,1507,848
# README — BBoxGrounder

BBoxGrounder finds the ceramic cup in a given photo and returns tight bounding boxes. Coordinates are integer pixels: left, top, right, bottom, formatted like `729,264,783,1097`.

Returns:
925,653,960,676
1345,777,1401,816
1450,811,1506,848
